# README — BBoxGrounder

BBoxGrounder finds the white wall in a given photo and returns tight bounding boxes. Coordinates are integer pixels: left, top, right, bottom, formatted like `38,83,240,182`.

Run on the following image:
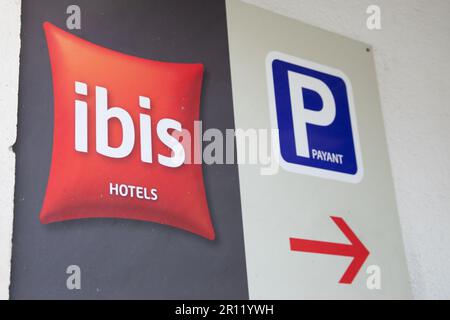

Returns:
244,0,450,299
0,0,449,299
0,0,21,300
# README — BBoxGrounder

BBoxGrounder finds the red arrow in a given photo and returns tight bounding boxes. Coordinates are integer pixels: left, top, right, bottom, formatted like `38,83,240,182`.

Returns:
289,216,369,284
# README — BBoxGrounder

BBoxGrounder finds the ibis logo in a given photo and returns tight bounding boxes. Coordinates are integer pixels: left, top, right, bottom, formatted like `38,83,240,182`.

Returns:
40,22,215,240
74,83,185,168
266,52,363,183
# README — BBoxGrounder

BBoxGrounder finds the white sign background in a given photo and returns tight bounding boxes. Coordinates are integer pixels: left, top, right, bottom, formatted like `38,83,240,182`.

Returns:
226,0,411,299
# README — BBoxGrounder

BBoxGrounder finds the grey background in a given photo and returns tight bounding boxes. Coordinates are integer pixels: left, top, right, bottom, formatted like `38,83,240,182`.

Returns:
11,0,248,299
226,0,410,299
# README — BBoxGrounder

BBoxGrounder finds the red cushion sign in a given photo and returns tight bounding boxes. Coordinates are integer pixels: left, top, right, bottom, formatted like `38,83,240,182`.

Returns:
40,22,215,240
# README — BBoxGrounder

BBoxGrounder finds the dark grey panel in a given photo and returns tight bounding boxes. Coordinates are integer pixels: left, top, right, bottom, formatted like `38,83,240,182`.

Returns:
11,0,248,299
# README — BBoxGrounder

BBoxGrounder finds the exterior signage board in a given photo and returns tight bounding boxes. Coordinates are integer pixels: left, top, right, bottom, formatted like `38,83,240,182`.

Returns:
10,0,411,299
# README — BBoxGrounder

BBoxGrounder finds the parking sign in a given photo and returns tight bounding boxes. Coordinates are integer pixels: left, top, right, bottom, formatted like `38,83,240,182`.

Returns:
267,52,363,183
227,0,411,299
